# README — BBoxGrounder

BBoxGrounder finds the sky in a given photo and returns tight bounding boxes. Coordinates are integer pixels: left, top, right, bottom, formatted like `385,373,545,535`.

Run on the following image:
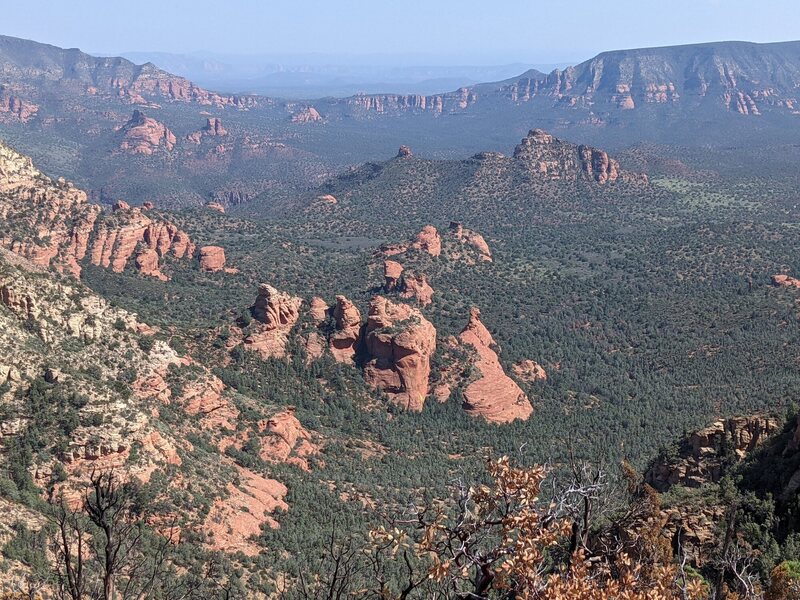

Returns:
2,0,800,65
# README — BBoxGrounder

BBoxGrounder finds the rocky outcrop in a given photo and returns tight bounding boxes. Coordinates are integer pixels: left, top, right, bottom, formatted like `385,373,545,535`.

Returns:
259,408,318,470
645,415,780,492
383,260,404,291
0,87,38,122
203,117,227,136
206,202,225,213
291,106,322,123
577,144,619,184
89,207,195,276
397,145,413,158
308,297,330,325
400,273,434,306
411,225,442,257
513,129,623,183
772,274,800,289
447,222,492,262
459,308,533,423
363,296,436,411
381,260,434,306
118,110,176,155
329,295,362,363
0,141,196,279
204,466,287,557
243,284,303,359
512,360,547,382
187,118,228,143
198,246,226,272
341,88,477,115
0,142,100,277
135,248,168,281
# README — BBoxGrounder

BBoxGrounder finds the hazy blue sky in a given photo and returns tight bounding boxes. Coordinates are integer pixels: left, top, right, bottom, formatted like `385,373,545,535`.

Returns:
3,0,799,64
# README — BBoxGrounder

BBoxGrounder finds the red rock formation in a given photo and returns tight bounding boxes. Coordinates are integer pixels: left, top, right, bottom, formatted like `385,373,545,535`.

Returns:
259,407,318,470
187,118,228,143
0,141,101,277
512,129,631,184
578,144,619,183
363,296,436,411
329,295,362,363
459,308,533,423
380,258,434,306
204,117,227,136
397,145,413,157
646,416,779,491
448,222,492,262
308,297,330,326
199,246,226,272
243,284,303,359
303,332,327,362
203,466,287,556
773,274,800,289
118,110,176,155
206,202,225,213
141,201,155,210
512,360,547,382
291,106,322,123
178,374,239,430
383,260,404,291
135,248,168,281
411,225,442,257
89,208,195,275
400,273,434,306
0,88,38,122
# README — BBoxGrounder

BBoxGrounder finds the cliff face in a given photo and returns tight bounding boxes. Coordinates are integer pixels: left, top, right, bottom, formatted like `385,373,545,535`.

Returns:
363,296,437,411
496,41,800,115
645,415,779,492
338,87,477,115
0,141,196,278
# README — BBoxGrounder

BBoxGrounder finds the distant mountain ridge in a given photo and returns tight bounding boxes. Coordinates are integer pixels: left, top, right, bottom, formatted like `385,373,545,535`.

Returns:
1,34,800,209
327,40,800,116
0,34,260,108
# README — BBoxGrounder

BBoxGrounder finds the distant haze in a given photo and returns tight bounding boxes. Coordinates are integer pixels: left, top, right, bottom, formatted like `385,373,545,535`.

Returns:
2,0,799,96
